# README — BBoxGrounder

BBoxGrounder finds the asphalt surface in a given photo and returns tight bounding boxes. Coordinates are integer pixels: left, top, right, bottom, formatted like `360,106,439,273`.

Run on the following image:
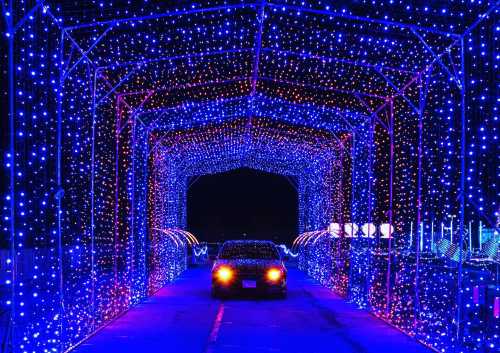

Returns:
73,266,431,353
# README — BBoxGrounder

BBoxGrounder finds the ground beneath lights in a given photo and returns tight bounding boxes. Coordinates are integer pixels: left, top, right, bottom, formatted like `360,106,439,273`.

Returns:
73,266,431,353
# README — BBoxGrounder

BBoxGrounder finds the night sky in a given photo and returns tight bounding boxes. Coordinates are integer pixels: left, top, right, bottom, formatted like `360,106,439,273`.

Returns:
187,168,298,245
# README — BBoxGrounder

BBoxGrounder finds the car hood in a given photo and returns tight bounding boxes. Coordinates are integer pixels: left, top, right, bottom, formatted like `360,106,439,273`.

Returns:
214,259,283,271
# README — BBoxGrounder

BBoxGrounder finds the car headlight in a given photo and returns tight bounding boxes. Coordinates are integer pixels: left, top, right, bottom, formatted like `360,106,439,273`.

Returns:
266,268,282,282
215,266,234,283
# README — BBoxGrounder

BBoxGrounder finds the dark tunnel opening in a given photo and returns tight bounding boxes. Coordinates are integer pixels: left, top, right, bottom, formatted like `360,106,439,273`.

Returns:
187,168,298,245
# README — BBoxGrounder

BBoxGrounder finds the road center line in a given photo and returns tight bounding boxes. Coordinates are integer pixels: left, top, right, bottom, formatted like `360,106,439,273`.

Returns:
205,303,225,353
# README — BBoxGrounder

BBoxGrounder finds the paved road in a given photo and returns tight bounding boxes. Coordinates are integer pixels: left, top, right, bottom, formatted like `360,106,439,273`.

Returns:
74,266,431,353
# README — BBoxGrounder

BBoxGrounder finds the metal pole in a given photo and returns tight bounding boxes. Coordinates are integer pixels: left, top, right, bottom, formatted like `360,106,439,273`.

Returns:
129,113,137,300
451,216,454,242
114,98,121,292
414,76,424,331
251,0,265,95
431,220,434,252
367,116,374,226
6,1,16,348
468,221,472,256
265,3,459,38
366,114,374,300
410,222,413,247
456,36,467,348
348,132,356,301
479,221,483,250
90,69,98,331
338,148,345,277
339,148,345,225
64,3,258,30
420,222,424,252
144,133,151,296
385,99,394,316
56,30,66,352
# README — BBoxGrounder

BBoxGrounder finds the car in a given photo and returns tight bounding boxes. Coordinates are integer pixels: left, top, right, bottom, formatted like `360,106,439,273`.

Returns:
211,240,287,298
207,242,222,262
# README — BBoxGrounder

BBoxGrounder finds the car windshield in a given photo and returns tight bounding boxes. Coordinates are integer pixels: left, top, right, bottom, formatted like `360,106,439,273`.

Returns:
218,243,280,260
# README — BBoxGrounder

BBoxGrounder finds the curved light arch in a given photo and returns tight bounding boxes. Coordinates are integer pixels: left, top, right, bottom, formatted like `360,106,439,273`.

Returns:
311,231,331,245
173,229,200,246
151,228,184,248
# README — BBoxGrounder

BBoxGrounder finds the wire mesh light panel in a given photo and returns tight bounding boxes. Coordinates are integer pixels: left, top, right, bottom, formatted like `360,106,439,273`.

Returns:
1,0,499,352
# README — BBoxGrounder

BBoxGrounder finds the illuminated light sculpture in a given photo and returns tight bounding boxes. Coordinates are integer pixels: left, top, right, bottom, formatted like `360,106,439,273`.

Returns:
380,223,394,239
361,223,376,238
344,223,359,238
328,223,342,238
2,1,498,352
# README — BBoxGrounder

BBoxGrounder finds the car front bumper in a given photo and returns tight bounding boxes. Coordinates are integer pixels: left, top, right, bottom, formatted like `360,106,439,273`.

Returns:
212,276,287,295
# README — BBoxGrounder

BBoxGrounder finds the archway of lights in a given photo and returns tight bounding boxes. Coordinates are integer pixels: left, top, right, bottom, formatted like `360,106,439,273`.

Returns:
149,118,346,234
1,1,498,353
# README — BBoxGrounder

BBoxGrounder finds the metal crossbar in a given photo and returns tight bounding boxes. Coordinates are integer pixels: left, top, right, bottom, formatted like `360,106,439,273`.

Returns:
62,1,461,38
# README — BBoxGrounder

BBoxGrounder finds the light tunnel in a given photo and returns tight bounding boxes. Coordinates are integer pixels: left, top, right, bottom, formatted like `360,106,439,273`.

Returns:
1,1,499,352
149,118,346,233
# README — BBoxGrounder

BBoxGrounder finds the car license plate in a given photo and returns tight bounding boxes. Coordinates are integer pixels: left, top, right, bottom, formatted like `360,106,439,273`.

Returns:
242,280,257,288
